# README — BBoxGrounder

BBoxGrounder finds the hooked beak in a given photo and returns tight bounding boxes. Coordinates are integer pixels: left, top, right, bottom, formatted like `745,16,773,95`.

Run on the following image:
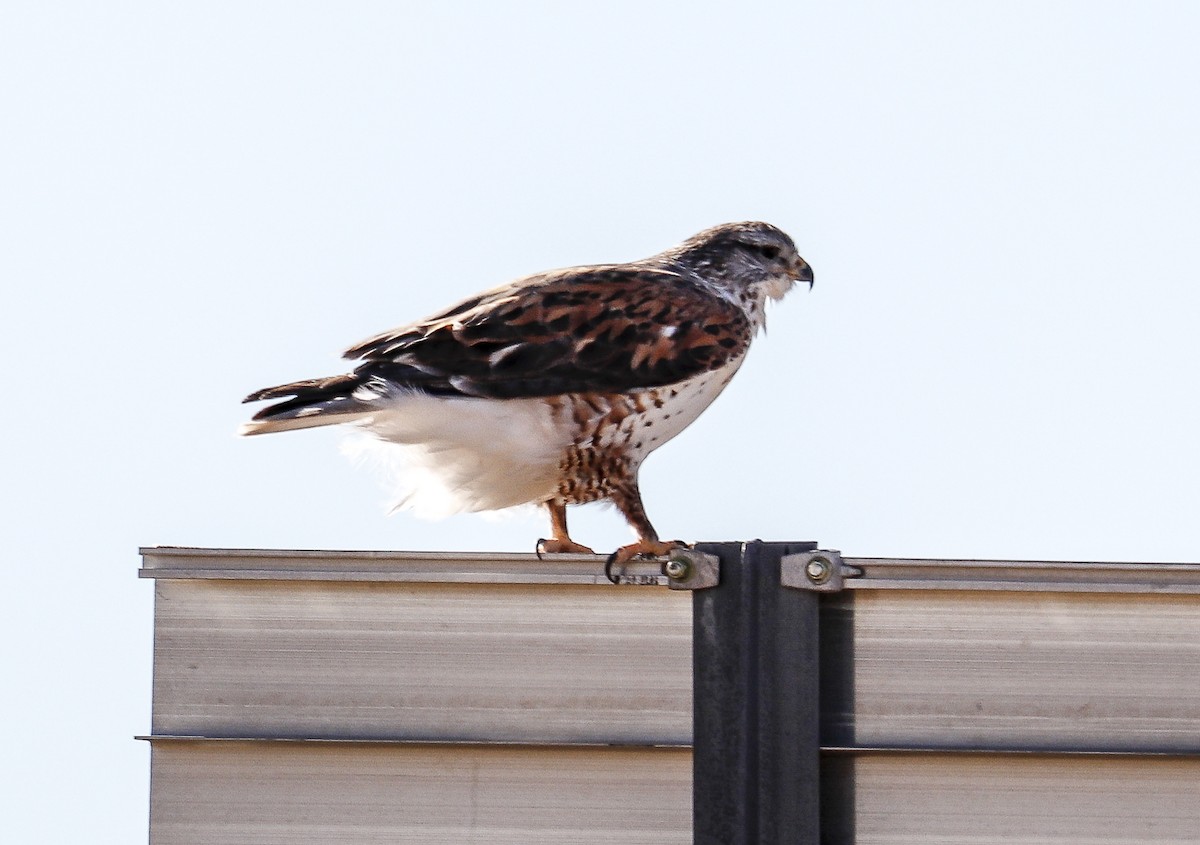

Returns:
791,257,814,289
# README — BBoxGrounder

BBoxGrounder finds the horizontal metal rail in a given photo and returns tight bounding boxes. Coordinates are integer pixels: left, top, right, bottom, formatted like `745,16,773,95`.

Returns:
139,546,626,584
138,734,690,749
137,734,1200,759
819,745,1200,758
140,546,1200,594
842,557,1200,594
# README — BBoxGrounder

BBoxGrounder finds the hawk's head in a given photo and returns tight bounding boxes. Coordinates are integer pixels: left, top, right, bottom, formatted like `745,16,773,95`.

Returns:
666,221,813,309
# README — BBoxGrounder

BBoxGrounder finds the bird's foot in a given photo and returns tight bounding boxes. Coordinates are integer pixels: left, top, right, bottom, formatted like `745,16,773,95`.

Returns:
536,538,597,559
604,540,688,584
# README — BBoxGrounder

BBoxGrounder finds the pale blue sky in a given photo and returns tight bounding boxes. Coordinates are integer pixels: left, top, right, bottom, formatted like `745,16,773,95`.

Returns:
3,2,1199,841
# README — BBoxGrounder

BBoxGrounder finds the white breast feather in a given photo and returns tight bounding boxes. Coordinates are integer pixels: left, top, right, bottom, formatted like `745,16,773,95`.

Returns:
612,358,745,461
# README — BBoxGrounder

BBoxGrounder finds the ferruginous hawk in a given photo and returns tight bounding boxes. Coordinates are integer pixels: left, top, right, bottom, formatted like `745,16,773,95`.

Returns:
241,221,812,581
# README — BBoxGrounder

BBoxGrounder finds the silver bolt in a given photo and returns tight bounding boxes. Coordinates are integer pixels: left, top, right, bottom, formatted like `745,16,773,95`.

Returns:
805,557,831,584
664,557,690,580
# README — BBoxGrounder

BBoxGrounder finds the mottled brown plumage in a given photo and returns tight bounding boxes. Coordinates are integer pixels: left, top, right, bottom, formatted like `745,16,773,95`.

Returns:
242,221,812,580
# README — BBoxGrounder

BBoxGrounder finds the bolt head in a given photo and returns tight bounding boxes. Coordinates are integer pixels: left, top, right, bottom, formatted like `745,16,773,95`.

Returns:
805,557,831,583
664,558,690,580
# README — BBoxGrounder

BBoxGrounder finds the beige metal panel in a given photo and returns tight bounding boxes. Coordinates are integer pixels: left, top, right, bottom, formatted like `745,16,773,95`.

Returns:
149,740,690,845
822,590,1200,752
147,548,1200,751
152,579,691,744
826,753,1200,844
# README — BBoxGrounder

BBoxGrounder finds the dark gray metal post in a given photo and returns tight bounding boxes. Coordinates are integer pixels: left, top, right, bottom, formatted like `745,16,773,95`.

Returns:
692,541,821,845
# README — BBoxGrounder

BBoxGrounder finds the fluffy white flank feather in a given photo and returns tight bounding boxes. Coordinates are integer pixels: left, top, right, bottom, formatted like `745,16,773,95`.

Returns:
340,392,571,518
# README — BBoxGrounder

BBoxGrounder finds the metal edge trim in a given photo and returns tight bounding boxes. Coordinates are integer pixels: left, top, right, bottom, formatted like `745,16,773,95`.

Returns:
138,547,1200,593
138,546,677,585
136,734,690,750
844,557,1200,594
135,736,1200,759
820,744,1200,759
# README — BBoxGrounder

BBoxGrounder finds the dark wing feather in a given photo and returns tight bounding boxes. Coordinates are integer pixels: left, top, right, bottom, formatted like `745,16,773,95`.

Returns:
344,265,751,399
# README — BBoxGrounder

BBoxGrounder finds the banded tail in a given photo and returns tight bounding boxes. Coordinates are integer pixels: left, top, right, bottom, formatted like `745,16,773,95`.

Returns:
240,374,375,436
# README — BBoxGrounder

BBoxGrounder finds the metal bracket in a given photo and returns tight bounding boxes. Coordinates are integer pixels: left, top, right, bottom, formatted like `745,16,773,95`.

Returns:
780,550,862,592
664,549,721,591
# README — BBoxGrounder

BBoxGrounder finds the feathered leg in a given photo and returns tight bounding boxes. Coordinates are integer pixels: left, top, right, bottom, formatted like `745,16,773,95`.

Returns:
605,480,685,583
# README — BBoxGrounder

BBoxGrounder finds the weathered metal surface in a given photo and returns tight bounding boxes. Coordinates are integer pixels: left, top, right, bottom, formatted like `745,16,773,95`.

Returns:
147,551,1200,752
145,739,1200,844
821,752,1200,843
148,739,690,845
151,578,691,744
142,546,1200,843
819,589,1200,753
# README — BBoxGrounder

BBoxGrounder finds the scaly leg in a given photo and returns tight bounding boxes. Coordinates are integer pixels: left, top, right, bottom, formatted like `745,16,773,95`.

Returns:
536,501,595,556
605,481,685,583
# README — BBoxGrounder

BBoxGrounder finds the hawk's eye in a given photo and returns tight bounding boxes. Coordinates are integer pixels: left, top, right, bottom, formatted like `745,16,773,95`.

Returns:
755,245,781,260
